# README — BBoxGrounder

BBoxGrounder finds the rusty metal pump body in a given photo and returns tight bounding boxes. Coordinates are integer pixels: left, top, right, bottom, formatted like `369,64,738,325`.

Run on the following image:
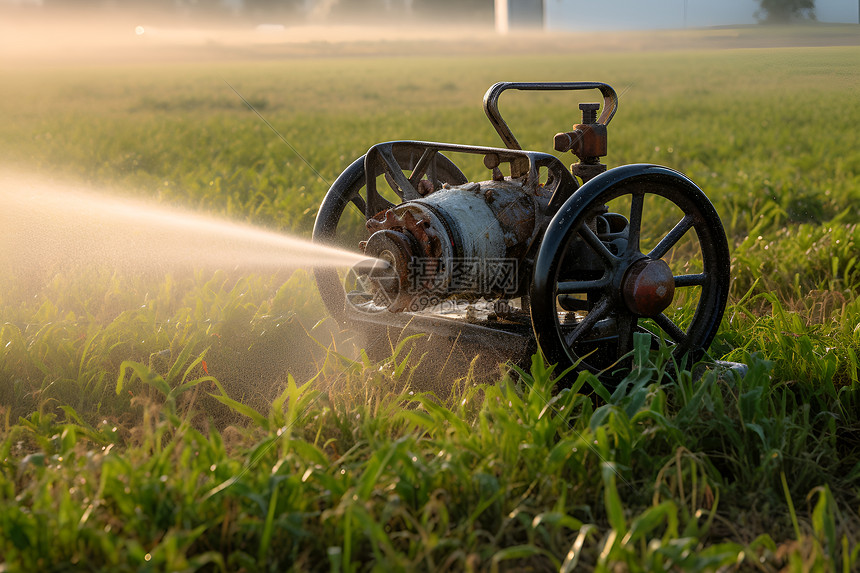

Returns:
313,82,730,383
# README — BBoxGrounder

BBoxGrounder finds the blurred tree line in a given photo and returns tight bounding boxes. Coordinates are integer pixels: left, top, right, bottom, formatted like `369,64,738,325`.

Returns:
757,0,816,22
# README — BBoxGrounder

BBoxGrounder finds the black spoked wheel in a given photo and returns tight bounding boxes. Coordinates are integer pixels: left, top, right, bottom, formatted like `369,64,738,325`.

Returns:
530,164,730,385
312,144,467,322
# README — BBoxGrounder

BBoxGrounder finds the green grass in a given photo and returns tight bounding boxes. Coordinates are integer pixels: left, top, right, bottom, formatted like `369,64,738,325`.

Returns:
2,35,860,570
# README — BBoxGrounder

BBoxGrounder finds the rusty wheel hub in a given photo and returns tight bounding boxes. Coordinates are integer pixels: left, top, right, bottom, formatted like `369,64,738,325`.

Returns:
621,258,675,317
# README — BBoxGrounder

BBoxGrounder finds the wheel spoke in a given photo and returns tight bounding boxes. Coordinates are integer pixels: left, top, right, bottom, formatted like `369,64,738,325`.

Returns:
346,291,373,304
579,224,618,266
408,148,438,188
557,276,611,293
674,273,707,288
427,159,438,190
380,148,418,200
563,296,611,346
653,313,689,346
615,312,637,358
349,194,367,214
648,214,694,260
366,192,395,217
626,191,644,256
383,173,401,196
558,295,588,311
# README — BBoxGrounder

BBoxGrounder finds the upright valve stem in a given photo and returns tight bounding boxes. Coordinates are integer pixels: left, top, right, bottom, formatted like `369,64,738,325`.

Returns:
552,102,608,183
580,102,600,124
552,101,607,183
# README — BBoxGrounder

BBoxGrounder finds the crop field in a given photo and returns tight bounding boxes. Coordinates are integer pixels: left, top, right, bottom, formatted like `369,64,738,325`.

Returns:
1,25,860,571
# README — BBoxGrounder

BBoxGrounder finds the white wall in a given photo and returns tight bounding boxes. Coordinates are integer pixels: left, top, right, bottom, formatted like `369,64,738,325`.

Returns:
544,0,859,31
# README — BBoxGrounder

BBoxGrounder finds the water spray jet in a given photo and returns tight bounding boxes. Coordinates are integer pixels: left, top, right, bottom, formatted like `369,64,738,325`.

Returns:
0,173,374,279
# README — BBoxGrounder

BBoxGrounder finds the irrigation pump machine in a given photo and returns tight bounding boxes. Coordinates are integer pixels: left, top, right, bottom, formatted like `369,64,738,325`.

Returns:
313,82,730,383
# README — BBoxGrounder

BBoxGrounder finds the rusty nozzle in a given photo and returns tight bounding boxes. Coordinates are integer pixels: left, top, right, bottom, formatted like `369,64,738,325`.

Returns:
554,130,582,154
351,257,392,275
554,102,606,156
554,123,607,161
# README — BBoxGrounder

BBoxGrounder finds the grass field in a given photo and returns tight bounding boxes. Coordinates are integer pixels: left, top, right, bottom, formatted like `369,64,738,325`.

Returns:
2,24,860,571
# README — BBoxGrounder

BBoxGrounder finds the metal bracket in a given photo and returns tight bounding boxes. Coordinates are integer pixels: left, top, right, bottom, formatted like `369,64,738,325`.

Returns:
363,140,577,218
482,82,619,151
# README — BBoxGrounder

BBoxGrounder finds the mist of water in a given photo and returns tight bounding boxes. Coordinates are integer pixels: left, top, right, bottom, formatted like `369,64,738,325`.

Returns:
0,172,367,280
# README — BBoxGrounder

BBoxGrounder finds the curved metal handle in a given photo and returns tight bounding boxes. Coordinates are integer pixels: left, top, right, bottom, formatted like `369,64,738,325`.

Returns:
483,82,619,151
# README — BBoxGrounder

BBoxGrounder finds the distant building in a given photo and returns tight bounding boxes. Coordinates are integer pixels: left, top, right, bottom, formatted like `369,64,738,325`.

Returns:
494,0,543,32
494,0,859,32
